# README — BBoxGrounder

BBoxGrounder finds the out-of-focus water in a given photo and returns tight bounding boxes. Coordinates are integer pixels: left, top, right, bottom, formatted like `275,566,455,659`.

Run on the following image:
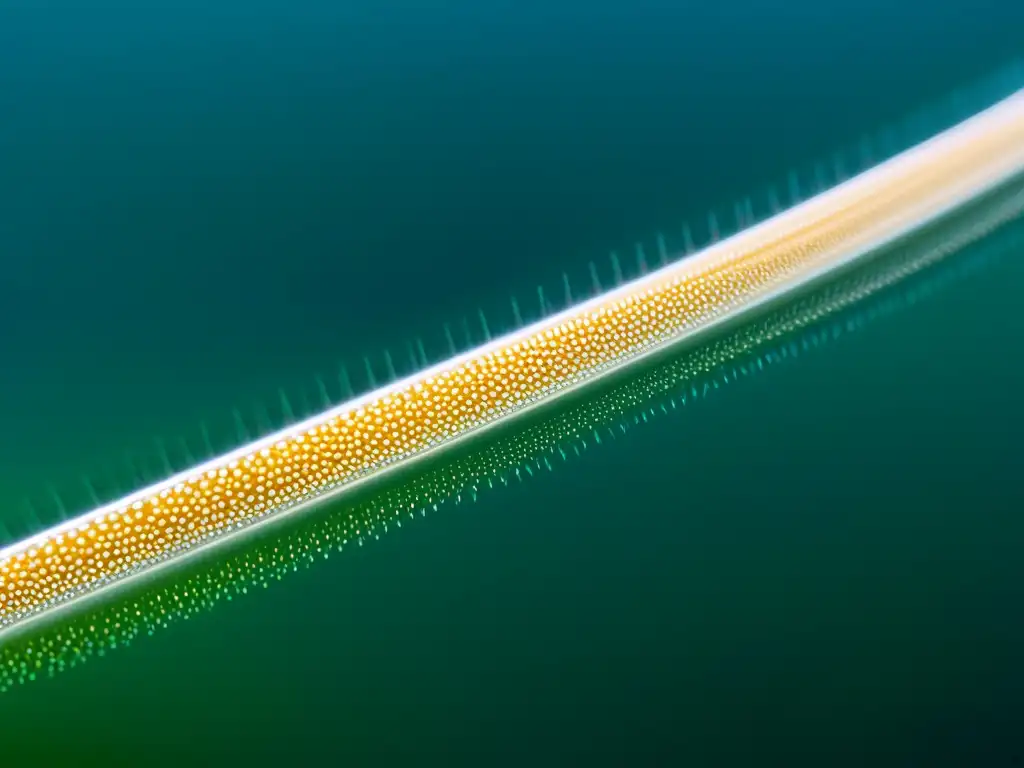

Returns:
1,1,1023,764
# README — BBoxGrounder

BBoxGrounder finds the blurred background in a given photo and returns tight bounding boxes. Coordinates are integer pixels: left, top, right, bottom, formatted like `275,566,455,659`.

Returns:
1,0,1023,764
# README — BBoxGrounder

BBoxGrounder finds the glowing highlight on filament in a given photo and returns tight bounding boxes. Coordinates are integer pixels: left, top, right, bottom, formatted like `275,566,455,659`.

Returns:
2,89,1023,631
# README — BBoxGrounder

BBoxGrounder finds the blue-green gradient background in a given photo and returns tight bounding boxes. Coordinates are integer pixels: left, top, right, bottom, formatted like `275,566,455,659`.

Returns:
1,0,1023,764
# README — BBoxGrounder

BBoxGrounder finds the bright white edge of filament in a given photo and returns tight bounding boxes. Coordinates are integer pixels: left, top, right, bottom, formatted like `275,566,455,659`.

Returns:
2,87,1023,568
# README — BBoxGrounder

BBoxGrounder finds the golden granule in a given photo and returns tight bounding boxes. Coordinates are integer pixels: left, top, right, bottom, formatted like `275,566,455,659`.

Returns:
2,90,1023,631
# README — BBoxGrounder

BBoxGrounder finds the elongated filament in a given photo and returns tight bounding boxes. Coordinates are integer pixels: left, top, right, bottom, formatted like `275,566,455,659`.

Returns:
2,89,1023,632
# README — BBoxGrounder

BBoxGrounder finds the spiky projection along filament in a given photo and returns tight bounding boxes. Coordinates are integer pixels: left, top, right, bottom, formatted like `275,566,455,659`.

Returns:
2,86,1024,634
3,173,1023,690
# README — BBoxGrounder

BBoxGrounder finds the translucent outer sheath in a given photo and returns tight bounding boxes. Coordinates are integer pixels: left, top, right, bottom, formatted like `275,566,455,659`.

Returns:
2,89,1024,631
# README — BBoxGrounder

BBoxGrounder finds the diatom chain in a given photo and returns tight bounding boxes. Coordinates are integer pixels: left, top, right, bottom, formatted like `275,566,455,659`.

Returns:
2,173,1022,679
1,88,1023,632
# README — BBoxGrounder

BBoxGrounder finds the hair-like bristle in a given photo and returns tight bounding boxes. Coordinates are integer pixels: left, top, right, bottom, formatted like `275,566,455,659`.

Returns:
3,177,1020,685
1,61,1022,629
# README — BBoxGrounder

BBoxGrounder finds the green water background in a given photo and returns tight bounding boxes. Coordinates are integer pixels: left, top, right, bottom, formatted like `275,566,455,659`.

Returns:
1,0,1024,764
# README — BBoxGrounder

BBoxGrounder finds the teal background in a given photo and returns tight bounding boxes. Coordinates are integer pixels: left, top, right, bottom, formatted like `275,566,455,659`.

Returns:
1,0,1024,764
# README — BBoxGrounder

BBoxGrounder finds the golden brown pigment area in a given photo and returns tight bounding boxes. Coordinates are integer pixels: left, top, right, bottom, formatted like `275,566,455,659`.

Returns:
2,90,1024,631
4,174,1023,690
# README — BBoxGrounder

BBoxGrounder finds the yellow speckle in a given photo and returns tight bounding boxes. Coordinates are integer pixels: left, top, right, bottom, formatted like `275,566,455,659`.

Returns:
0,89,1022,632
